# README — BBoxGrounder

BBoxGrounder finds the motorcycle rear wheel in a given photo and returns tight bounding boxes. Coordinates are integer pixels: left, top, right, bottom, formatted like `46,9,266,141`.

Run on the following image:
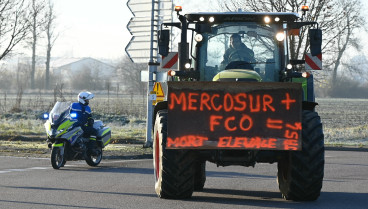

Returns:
85,147,102,166
51,146,65,169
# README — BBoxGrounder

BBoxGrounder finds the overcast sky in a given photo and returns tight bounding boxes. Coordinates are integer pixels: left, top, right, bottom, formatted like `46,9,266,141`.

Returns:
50,0,367,60
53,0,131,60
51,0,223,60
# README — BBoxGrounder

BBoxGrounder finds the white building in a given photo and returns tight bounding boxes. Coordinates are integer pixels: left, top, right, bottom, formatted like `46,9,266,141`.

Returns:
52,57,118,90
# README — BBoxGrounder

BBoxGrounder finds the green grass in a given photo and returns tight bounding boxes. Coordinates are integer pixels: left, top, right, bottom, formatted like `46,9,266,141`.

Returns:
0,118,146,144
108,122,146,144
0,119,45,136
324,125,368,146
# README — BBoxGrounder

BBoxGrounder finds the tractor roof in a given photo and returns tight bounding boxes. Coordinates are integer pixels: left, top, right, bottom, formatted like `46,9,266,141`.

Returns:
185,12,299,24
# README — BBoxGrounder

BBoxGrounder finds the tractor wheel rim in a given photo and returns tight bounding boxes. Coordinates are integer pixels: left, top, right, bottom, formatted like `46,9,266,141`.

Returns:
155,130,160,180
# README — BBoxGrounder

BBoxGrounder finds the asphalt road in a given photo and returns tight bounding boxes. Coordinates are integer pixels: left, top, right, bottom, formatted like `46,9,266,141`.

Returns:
0,150,367,209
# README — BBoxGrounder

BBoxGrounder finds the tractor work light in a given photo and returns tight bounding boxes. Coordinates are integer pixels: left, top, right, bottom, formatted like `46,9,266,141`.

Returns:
199,16,205,21
185,62,191,69
287,64,293,70
194,34,203,42
264,16,271,24
209,16,215,23
276,32,285,41
275,17,280,22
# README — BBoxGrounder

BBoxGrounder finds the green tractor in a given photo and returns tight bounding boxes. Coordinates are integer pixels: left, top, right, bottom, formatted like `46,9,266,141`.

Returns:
153,6,324,201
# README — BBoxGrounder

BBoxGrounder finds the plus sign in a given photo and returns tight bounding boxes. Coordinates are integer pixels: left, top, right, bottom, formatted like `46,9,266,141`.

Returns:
281,93,296,110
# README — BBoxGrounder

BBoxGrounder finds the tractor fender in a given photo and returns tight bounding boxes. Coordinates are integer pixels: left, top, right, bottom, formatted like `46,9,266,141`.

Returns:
153,101,168,131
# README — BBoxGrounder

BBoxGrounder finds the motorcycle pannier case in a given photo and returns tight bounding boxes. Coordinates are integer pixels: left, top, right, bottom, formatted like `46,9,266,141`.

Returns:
97,127,111,147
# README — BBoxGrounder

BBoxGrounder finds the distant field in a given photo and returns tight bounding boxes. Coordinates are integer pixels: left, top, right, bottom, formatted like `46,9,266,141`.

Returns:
0,93,367,146
316,98,368,146
0,92,147,117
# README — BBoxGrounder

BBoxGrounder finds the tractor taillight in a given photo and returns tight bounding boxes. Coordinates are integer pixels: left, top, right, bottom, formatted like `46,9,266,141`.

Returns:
168,70,176,76
302,72,311,78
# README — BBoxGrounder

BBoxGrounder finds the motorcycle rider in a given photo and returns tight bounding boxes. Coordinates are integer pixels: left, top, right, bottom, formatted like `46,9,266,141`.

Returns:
70,91,99,149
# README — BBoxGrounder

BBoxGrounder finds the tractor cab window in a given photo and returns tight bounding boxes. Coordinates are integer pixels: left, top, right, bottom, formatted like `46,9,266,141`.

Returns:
196,22,281,82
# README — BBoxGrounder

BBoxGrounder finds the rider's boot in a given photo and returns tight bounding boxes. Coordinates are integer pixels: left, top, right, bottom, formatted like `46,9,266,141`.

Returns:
96,136,103,147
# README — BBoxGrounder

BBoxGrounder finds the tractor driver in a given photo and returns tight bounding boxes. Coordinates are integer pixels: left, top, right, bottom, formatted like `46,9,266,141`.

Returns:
220,34,256,70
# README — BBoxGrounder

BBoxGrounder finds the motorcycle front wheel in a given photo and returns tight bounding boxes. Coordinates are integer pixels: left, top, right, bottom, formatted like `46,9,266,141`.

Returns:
51,146,65,169
85,147,102,166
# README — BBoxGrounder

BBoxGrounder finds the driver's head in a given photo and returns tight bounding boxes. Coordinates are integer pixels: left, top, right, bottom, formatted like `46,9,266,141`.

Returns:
230,34,242,49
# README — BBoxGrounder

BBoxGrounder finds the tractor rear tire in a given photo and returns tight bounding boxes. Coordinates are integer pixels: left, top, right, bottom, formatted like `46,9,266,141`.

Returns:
277,110,324,201
153,110,196,199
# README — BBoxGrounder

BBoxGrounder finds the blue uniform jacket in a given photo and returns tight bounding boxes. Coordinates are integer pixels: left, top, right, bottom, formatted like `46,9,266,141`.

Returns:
70,102,92,126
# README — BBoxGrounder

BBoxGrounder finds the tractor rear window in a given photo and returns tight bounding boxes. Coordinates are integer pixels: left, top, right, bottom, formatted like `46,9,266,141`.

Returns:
196,23,281,82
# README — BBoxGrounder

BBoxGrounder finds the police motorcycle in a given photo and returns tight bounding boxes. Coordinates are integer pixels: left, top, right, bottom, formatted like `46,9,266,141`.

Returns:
43,102,111,169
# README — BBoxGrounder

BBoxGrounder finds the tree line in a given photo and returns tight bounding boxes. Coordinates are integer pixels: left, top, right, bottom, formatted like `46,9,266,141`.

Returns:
0,0,367,98
0,0,57,90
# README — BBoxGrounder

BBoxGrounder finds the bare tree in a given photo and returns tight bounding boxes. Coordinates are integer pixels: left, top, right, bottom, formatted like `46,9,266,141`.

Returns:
0,0,31,60
29,0,46,89
44,0,58,90
217,0,365,87
117,56,146,94
326,0,365,87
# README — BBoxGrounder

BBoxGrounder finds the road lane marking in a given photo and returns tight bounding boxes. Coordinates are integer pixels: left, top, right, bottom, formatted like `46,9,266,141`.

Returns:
6,169,29,172
0,167,50,174
0,158,151,175
27,167,49,170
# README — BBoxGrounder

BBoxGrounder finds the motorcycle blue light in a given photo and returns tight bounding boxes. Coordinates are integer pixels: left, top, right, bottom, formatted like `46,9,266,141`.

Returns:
43,113,49,119
70,113,78,119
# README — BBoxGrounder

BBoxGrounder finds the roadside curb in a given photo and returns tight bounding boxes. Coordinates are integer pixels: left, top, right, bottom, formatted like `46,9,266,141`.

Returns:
325,146,368,152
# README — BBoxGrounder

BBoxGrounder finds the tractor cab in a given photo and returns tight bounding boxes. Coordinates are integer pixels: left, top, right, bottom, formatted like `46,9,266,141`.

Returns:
187,12,302,82
160,9,321,85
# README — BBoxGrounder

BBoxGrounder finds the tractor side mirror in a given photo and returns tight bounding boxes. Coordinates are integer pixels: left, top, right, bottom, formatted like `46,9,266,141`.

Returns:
309,29,322,56
158,29,170,56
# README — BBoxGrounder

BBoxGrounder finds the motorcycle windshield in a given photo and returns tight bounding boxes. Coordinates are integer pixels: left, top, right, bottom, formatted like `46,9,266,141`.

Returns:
49,101,72,125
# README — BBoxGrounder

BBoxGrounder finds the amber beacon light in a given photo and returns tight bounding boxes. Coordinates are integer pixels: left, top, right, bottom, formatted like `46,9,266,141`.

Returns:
174,6,182,12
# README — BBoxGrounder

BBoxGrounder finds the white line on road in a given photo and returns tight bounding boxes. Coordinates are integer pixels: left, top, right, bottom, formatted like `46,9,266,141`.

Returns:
0,158,151,174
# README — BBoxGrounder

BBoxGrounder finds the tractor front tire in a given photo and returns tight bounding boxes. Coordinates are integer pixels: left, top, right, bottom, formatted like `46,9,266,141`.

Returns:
153,110,196,199
277,110,324,201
